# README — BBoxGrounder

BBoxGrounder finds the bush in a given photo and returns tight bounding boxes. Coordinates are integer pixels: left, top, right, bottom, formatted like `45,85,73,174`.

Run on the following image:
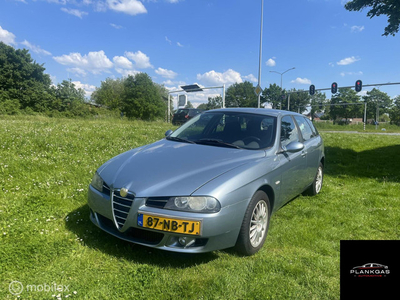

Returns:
0,99,21,115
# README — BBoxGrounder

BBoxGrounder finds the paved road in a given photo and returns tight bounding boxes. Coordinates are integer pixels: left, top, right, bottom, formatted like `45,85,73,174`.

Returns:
320,131,400,136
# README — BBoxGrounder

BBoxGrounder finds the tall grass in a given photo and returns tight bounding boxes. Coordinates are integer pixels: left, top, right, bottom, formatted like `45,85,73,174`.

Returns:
1,115,399,299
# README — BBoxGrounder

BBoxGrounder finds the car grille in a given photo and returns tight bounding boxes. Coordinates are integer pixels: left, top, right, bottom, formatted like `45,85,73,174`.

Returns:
102,182,111,196
146,197,170,209
97,213,164,245
112,190,135,230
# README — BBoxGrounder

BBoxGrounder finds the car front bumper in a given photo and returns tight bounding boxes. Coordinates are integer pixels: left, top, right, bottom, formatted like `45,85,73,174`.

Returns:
87,185,248,253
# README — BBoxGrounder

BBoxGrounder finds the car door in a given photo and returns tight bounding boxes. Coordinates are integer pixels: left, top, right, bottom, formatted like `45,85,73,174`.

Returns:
294,116,323,186
277,115,308,205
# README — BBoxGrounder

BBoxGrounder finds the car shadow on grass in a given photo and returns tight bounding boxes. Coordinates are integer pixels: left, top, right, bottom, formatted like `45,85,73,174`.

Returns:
324,145,400,182
65,204,219,268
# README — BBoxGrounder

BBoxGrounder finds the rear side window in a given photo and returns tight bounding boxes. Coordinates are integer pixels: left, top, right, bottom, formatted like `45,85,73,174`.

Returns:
281,116,299,148
294,116,314,141
305,118,319,136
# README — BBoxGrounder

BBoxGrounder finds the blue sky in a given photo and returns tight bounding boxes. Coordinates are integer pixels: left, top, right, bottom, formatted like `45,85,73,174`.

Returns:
1,0,399,107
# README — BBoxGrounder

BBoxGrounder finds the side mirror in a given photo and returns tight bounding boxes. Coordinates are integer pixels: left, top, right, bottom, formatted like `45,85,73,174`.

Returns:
284,141,304,153
165,129,173,137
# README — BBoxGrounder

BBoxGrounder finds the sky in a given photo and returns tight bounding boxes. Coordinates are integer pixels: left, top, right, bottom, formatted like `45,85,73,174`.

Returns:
1,0,399,108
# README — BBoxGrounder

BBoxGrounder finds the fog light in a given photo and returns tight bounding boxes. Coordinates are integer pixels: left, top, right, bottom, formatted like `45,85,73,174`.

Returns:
178,237,187,246
178,237,195,248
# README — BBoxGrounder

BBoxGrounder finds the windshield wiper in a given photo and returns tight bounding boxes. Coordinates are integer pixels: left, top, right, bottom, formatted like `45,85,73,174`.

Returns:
195,138,242,149
166,136,196,144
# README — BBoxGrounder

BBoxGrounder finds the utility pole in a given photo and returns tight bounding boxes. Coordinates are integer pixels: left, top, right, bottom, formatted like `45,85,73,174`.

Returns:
257,0,264,108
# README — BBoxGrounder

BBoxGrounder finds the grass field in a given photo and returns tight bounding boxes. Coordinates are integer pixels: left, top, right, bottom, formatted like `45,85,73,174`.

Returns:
1,116,399,299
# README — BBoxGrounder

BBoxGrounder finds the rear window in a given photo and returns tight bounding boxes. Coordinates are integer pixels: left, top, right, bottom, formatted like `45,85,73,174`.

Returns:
176,109,189,115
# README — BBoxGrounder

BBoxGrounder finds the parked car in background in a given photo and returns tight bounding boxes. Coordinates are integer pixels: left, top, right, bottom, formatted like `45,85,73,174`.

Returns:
172,108,203,125
88,108,325,255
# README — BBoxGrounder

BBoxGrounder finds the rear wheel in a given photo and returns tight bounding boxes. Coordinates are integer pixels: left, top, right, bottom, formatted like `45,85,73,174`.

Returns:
306,162,324,196
235,191,271,256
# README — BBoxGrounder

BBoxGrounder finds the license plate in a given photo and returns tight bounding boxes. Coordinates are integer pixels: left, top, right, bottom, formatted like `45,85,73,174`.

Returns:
137,213,201,235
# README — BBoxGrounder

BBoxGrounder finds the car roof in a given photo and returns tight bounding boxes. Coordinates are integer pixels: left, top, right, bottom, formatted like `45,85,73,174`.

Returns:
205,107,303,118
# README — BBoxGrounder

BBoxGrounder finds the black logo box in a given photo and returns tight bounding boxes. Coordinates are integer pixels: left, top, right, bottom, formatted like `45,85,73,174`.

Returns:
340,240,400,299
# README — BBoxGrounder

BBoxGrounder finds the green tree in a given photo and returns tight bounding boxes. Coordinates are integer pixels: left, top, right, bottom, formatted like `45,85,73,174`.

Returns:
310,91,327,120
204,95,223,110
91,78,124,110
362,88,392,121
329,88,362,123
389,95,400,125
53,80,85,111
225,81,257,107
121,73,165,120
345,0,400,36
262,83,284,109
0,42,54,112
185,101,194,109
286,89,311,113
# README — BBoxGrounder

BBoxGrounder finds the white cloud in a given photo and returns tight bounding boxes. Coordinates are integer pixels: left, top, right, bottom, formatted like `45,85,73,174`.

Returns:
107,0,147,16
266,58,276,67
337,56,360,65
291,77,312,85
340,71,363,77
329,62,335,67
165,36,172,44
0,26,16,45
20,40,52,56
53,50,114,75
72,81,96,97
155,67,178,79
115,68,140,77
61,8,88,18
162,79,186,86
243,74,257,83
113,55,133,69
351,25,365,33
68,67,87,76
197,69,243,86
124,50,153,69
110,23,123,29
177,42,184,47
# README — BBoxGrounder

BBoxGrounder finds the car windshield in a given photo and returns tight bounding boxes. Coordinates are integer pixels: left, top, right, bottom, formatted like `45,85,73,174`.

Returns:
168,111,277,150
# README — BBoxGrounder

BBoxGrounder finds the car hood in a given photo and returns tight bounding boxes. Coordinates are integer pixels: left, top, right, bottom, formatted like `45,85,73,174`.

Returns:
98,139,265,197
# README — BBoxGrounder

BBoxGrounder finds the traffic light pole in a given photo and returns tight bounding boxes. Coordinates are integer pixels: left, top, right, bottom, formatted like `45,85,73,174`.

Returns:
313,81,400,93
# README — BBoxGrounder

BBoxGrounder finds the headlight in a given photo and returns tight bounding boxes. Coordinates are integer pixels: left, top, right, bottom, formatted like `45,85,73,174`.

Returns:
165,196,221,213
91,172,103,192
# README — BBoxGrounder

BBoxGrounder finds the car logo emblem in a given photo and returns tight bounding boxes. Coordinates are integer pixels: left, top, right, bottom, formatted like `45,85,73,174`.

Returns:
120,188,128,198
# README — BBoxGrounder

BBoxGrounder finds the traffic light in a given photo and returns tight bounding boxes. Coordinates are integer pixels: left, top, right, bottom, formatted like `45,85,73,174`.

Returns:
355,80,362,92
309,84,315,96
331,82,338,94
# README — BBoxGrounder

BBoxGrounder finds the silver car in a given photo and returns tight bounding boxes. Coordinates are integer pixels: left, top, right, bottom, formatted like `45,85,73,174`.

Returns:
88,108,324,255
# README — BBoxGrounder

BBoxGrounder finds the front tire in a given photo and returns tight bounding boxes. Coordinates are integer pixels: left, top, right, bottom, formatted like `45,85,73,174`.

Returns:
235,191,271,256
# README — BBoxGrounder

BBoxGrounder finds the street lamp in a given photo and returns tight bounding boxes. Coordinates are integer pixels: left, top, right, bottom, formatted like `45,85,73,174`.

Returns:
269,67,295,109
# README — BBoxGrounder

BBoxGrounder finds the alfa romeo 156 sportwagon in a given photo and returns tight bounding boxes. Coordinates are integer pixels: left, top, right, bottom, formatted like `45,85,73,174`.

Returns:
88,108,324,255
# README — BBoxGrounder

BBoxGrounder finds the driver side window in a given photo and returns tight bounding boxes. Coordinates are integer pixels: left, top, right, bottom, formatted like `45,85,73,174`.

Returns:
280,116,299,148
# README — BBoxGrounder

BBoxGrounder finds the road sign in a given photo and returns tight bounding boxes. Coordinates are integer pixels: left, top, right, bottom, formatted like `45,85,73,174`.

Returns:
178,94,187,107
254,84,262,96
